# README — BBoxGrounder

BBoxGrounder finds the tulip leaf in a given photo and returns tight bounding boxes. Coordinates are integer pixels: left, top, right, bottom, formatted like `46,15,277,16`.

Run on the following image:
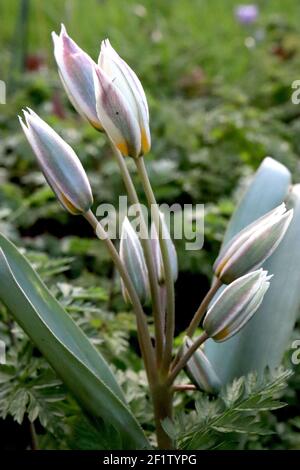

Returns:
206,157,300,384
0,233,149,449
222,156,291,243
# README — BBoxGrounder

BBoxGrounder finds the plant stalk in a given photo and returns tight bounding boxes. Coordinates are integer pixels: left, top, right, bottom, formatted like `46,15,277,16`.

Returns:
186,278,222,337
173,384,197,392
110,144,164,365
135,157,175,373
84,210,157,385
171,278,222,370
167,332,208,386
29,421,38,450
151,383,174,449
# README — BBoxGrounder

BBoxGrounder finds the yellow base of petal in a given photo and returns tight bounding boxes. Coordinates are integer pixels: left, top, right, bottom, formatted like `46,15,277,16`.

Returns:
141,128,151,155
90,120,103,131
213,327,230,342
61,193,80,215
116,141,129,156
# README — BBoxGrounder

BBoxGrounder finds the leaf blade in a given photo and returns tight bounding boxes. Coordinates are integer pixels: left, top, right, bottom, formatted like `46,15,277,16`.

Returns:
0,233,149,449
205,158,300,383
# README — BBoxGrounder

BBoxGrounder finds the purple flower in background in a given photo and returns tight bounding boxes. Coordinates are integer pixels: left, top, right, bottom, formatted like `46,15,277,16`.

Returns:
235,4,259,24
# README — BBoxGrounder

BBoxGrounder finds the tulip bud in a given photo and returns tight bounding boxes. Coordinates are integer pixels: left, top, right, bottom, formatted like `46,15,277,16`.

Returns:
93,66,141,158
94,39,151,158
52,24,102,130
203,269,271,342
19,109,93,215
214,203,293,284
183,337,221,394
150,212,178,284
120,217,149,304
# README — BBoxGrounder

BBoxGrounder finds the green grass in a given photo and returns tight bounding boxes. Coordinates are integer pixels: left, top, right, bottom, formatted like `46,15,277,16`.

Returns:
2,0,300,89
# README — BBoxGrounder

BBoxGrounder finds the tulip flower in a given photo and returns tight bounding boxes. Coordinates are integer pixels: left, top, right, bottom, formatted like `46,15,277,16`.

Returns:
93,39,150,158
213,203,293,284
203,269,271,342
150,212,178,284
120,217,149,304
52,24,102,130
19,108,93,215
183,337,221,394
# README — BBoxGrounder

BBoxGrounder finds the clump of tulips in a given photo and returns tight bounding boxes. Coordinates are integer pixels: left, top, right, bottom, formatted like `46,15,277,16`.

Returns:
18,25,293,449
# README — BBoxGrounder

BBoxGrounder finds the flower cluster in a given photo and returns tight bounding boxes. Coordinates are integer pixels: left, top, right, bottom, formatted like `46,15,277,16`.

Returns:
19,24,293,405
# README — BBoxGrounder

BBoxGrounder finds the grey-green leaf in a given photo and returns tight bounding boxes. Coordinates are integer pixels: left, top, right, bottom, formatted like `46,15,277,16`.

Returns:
222,157,291,241
0,233,149,449
206,158,300,384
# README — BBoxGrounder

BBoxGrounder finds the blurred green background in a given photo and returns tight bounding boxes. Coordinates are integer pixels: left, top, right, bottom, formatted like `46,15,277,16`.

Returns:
0,0,300,449
2,0,300,320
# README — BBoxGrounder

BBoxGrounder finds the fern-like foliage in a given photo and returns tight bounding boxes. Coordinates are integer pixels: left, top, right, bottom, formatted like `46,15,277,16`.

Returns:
0,341,67,437
67,415,124,450
53,282,138,363
26,251,75,280
163,368,293,450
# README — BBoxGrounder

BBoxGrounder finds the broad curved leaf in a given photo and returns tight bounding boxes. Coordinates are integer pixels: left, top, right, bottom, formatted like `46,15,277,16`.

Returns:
222,157,291,242
0,233,149,449
206,158,300,384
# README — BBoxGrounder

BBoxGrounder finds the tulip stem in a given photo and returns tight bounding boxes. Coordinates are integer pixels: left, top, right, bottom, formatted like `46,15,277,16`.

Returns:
186,278,222,337
152,383,174,449
166,332,208,386
85,209,173,449
84,210,157,386
170,278,222,371
110,144,164,366
135,157,176,375
173,384,197,392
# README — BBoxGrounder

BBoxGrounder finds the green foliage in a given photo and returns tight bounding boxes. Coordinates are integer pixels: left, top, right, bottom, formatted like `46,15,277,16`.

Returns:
0,245,154,448
0,233,149,449
67,415,124,450
0,342,66,435
1,0,300,450
206,162,300,382
164,368,293,450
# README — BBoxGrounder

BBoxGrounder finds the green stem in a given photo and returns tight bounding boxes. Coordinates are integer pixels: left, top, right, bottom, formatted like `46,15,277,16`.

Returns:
29,420,38,450
173,384,197,392
171,278,222,370
110,144,164,365
186,278,222,337
166,332,208,386
135,157,175,374
151,383,174,449
84,210,157,386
